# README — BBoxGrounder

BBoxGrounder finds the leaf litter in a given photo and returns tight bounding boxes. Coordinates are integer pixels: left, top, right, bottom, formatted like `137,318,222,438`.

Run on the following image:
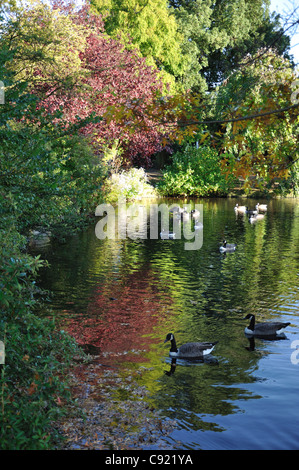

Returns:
56,359,178,450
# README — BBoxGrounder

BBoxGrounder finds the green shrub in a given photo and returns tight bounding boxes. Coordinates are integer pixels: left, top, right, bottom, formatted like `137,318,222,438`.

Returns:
158,145,236,196
0,228,82,449
272,160,299,197
0,9,92,450
103,167,157,203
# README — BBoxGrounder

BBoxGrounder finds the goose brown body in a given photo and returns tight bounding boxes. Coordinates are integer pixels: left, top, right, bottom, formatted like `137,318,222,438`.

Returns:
243,314,290,336
164,333,218,358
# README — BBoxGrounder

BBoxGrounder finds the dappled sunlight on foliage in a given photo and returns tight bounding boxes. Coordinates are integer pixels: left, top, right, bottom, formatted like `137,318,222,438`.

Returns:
1,0,299,451
216,50,299,192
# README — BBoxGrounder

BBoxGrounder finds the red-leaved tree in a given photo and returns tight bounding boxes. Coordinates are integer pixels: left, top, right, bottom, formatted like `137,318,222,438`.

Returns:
39,4,169,167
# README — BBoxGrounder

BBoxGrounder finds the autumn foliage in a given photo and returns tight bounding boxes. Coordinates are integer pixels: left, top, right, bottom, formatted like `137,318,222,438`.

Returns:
215,50,299,190
33,4,169,167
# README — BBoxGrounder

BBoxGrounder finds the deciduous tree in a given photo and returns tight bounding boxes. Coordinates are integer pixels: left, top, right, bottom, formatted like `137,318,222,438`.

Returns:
90,0,187,92
38,4,169,166
215,49,299,191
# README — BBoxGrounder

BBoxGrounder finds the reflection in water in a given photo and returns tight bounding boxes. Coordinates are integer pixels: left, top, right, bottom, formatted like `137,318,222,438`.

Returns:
164,355,219,376
165,358,177,376
36,198,299,449
244,334,288,352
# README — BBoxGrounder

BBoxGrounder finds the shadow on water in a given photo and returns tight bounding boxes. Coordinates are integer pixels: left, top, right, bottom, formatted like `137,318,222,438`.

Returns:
35,197,299,449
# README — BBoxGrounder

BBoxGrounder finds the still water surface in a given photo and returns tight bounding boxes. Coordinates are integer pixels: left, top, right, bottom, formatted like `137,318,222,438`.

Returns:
37,198,299,450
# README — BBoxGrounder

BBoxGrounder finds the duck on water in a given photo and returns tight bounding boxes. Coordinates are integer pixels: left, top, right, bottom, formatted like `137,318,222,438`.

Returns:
243,314,290,337
219,240,236,253
164,333,218,358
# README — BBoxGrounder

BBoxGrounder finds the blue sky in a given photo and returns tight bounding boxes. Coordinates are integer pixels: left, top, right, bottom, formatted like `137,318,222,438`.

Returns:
270,0,299,66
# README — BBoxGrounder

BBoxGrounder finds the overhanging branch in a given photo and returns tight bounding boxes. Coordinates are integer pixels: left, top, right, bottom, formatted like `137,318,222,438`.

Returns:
175,102,299,127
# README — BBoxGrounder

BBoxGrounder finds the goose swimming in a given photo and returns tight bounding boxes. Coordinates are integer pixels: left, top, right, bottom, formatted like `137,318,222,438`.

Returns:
234,204,247,214
181,210,190,220
256,203,267,212
243,314,290,336
164,333,218,358
160,229,176,239
219,240,236,252
246,207,258,216
191,209,200,218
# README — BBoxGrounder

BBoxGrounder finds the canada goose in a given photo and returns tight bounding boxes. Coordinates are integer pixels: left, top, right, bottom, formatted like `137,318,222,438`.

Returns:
249,213,265,223
160,229,176,239
256,203,267,212
234,204,247,214
246,207,258,216
243,314,290,336
219,240,236,252
191,209,200,218
164,333,218,358
173,214,182,224
181,211,190,220
169,206,183,214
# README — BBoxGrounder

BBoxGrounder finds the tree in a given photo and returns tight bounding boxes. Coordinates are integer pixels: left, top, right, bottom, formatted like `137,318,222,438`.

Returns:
169,0,293,91
202,11,294,88
1,0,88,96
215,49,299,192
0,1,103,234
1,1,169,167
90,0,188,92
37,5,169,167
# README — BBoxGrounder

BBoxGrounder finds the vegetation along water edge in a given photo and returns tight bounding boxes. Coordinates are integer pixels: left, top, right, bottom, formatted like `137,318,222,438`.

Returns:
0,0,298,450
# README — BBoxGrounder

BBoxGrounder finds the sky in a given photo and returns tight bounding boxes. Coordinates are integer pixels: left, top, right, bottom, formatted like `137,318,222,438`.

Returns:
270,0,299,66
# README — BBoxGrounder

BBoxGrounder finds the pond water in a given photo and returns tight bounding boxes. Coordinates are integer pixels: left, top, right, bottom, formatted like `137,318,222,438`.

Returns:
36,198,299,450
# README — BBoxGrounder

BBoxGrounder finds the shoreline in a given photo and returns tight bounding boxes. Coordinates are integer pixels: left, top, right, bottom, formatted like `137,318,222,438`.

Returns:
56,360,177,450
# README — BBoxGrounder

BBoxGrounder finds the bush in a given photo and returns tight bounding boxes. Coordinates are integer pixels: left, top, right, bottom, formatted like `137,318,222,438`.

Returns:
272,160,299,197
157,145,236,196
0,228,82,449
103,168,157,203
0,6,92,449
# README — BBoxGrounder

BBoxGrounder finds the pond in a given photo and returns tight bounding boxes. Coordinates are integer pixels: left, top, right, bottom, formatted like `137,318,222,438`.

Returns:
36,197,299,450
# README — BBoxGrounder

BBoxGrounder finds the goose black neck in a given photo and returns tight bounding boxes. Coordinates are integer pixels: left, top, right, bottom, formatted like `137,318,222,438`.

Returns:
249,315,255,330
170,336,178,353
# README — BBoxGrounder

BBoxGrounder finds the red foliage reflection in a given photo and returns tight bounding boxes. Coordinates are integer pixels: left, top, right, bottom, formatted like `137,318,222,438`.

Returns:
62,268,171,362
